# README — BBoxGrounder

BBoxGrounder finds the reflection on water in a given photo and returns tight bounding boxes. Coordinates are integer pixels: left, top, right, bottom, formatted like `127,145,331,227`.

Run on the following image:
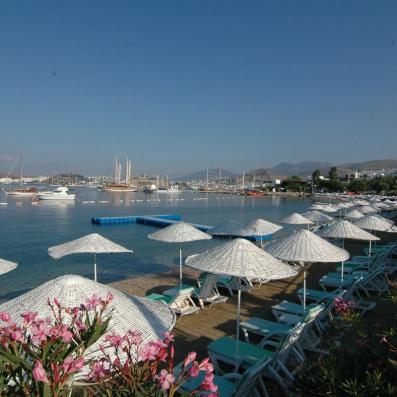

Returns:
0,188,312,299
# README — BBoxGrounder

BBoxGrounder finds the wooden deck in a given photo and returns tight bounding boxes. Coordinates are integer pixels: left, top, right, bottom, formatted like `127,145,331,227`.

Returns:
110,240,370,361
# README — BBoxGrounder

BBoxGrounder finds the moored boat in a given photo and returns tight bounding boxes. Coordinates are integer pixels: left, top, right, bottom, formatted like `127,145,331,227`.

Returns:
37,186,76,200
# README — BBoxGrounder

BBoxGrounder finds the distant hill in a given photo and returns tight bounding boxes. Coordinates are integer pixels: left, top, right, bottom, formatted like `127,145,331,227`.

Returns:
179,168,236,181
270,161,333,177
338,159,397,173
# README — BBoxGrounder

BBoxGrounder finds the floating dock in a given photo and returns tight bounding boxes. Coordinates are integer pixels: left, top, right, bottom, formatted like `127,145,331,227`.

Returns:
91,214,272,241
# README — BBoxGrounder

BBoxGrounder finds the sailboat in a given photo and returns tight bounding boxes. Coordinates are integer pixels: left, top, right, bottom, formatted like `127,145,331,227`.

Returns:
2,155,38,196
98,157,138,192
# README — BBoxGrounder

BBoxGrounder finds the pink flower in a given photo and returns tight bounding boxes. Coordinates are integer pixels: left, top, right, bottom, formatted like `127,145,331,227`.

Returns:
31,320,50,343
200,372,218,393
88,361,108,381
74,318,87,332
33,360,49,383
10,329,24,343
199,357,214,372
105,333,125,348
128,330,142,345
106,292,114,303
156,369,175,391
189,362,200,378
85,294,101,310
21,311,37,325
0,312,11,323
62,356,85,374
163,331,175,343
139,341,164,361
184,351,197,367
59,324,74,343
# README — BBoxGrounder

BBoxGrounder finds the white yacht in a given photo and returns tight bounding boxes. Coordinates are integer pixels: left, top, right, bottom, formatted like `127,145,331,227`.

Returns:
157,185,179,193
37,186,76,201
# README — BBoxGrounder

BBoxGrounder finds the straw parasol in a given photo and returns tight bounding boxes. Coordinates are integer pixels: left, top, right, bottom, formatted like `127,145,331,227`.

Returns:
265,229,349,308
308,204,326,211
48,233,133,282
301,210,333,225
317,220,380,280
345,209,365,220
0,258,18,276
0,275,176,368
353,215,397,233
237,218,283,247
280,213,314,229
359,205,379,215
320,205,338,213
148,222,212,287
186,238,297,368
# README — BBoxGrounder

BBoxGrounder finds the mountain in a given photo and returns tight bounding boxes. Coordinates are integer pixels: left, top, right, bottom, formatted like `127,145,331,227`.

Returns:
338,159,397,172
178,168,237,181
270,161,333,177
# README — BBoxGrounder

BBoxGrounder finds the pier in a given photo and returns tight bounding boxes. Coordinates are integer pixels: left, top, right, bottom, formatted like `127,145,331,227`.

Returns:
91,214,272,241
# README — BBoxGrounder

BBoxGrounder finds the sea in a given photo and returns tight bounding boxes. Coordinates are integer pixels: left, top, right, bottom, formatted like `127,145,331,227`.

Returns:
0,187,312,302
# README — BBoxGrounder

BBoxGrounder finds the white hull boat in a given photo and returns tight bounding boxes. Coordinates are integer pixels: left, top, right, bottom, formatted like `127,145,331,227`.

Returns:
37,186,76,200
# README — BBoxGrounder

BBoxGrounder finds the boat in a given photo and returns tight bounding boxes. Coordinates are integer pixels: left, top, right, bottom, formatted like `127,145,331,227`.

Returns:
157,185,179,193
36,186,76,200
2,155,38,196
99,156,137,192
99,183,138,192
3,186,38,196
142,184,157,193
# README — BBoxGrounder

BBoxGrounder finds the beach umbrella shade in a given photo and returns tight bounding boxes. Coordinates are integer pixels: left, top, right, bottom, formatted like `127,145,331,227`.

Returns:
0,258,18,276
186,238,297,368
301,211,333,225
237,218,283,247
148,222,212,287
0,275,176,371
208,219,244,237
48,233,133,282
359,205,379,215
345,209,365,220
373,214,395,226
353,215,397,233
280,213,314,229
265,229,349,308
320,205,338,213
317,220,380,281
308,204,326,210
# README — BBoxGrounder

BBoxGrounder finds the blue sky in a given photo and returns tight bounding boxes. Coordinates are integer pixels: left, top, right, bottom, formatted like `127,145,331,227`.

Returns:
0,1,396,177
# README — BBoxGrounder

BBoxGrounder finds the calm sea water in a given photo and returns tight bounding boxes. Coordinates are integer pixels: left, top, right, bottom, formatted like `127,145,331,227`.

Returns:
0,188,312,301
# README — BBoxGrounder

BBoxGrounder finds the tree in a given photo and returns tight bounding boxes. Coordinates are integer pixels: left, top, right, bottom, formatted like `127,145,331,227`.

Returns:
329,166,338,182
347,179,369,193
312,169,321,186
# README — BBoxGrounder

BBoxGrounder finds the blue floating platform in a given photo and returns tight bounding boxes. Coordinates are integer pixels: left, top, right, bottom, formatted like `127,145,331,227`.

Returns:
91,214,272,241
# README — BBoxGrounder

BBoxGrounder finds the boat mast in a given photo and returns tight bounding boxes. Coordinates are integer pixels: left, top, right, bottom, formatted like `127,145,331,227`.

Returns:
219,168,221,190
19,155,23,187
206,168,209,189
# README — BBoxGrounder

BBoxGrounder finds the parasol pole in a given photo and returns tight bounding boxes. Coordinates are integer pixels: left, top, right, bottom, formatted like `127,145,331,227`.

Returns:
93,253,97,282
235,277,242,371
179,249,183,288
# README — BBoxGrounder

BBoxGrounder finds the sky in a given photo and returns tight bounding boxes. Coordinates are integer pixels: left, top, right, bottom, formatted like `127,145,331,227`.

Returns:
0,1,396,177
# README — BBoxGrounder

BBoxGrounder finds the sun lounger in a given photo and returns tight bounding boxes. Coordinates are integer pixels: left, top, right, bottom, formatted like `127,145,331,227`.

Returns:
146,289,200,318
174,355,271,397
208,322,306,395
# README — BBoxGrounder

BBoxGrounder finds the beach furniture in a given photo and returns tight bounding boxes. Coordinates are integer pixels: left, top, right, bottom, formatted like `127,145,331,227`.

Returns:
240,304,324,352
146,289,200,319
193,273,228,309
175,354,272,397
175,356,271,397
320,270,388,298
208,322,306,395
300,276,376,314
